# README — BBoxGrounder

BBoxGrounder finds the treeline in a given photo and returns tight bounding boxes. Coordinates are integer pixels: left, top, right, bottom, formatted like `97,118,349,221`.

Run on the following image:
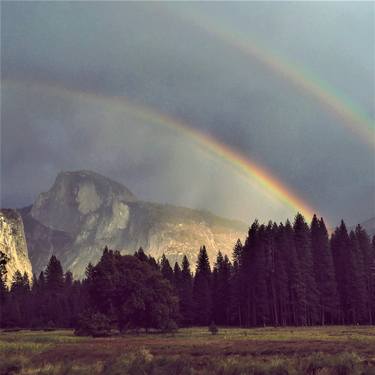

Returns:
0,213,375,331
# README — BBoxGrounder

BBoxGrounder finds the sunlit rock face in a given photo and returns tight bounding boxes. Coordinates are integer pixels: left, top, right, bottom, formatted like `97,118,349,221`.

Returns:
22,170,247,278
0,209,33,286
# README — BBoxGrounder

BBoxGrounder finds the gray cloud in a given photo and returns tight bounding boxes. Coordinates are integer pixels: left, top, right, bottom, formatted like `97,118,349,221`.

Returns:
1,2,374,225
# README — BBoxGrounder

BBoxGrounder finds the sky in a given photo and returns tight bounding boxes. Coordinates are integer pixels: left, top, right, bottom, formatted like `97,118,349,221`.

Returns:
1,1,374,227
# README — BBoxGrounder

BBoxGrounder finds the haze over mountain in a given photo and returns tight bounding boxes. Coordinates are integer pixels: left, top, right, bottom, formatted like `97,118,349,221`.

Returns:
20,170,247,278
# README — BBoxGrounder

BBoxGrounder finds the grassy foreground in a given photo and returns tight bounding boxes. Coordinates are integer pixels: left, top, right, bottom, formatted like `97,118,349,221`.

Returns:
1,326,375,374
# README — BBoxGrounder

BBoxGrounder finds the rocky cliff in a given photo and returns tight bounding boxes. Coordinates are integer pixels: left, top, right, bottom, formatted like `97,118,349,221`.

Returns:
0,209,33,286
21,170,247,278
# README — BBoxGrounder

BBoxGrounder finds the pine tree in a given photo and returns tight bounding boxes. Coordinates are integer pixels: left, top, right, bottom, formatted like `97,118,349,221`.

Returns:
65,271,73,289
173,262,182,288
134,247,148,263
230,239,244,326
160,254,174,284
355,225,375,324
43,256,65,326
10,271,30,296
349,230,368,323
179,256,194,326
239,221,268,326
331,221,366,324
293,213,319,325
212,252,232,325
45,255,64,294
281,220,305,325
242,221,271,326
273,223,289,326
9,271,31,327
193,246,212,325
311,216,339,324
266,222,289,326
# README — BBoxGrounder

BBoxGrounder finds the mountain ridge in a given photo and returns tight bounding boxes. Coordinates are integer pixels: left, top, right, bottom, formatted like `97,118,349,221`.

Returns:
20,170,248,278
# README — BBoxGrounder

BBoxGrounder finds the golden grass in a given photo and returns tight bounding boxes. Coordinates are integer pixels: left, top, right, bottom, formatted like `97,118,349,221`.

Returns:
1,326,375,374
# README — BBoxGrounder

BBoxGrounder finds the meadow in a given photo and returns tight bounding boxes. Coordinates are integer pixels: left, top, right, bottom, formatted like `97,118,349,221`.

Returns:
1,326,375,374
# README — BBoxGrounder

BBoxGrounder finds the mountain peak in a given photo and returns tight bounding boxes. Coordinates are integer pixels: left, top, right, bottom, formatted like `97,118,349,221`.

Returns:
30,170,136,233
56,170,134,194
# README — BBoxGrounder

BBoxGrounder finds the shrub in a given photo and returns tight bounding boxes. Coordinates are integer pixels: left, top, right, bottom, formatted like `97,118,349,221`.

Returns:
162,320,178,334
74,312,111,337
43,321,56,332
209,322,218,335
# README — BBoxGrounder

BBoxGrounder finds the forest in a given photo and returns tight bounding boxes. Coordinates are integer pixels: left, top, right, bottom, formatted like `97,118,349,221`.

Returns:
0,213,374,334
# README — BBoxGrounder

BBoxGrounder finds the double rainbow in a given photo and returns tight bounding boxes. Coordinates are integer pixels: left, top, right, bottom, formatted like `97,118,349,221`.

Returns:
4,78,316,220
169,6,375,148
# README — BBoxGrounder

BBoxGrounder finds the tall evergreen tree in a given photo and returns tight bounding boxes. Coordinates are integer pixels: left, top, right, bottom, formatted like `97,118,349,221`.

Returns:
355,225,375,324
8,271,31,327
272,223,289,326
212,252,232,325
349,230,369,323
230,239,244,326
179,256,194,326
45,255,64,293
193,246,212,325
266,222,289,326
293,213,319,325
331,221,367,324
281,220,305,325
173,262,182,289
241,221,269,326
160,254,174,284
134,247,148,263
311,215,339,324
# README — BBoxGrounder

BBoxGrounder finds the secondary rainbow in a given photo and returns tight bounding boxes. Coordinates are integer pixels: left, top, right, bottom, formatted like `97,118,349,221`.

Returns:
4,78,317,220
170,7,375,148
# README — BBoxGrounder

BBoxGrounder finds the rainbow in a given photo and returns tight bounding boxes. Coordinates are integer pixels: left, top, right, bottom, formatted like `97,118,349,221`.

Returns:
168,7,375,148
4,78,317,220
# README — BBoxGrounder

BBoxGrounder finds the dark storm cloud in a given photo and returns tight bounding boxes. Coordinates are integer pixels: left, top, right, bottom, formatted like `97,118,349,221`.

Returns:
1,1,374,225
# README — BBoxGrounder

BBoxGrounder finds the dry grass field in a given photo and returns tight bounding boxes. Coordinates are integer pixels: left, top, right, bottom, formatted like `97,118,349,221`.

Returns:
1,326,375,374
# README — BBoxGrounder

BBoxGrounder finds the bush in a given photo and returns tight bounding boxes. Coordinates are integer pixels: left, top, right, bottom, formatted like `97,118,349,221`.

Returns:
74,312,111,337
209,322,218,335
162,320,178,334
43,320,56,332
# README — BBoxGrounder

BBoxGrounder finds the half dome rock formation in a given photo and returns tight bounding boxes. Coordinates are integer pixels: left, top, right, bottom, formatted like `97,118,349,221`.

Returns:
0,209,33,286
30,170,137,235
21,170,247,278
